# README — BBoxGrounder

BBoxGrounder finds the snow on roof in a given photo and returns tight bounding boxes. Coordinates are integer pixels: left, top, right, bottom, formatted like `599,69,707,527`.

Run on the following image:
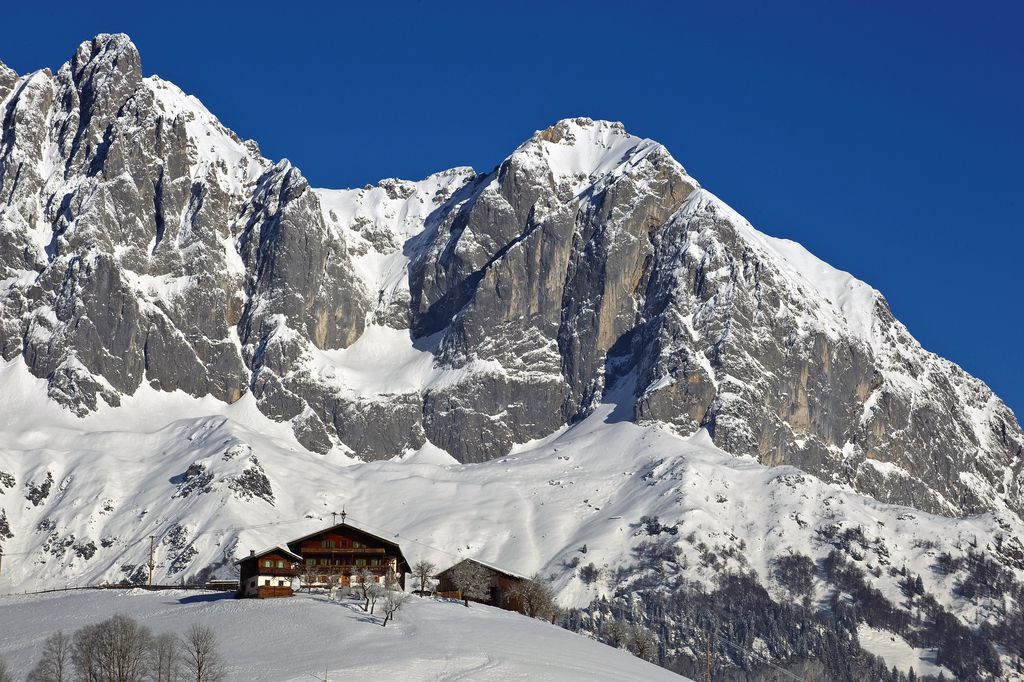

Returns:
437,557,530,581
285,522,410,570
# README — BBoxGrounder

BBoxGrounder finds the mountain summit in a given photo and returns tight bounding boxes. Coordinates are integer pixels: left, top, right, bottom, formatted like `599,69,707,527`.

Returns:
1,35,1023,679
1,36,1019,521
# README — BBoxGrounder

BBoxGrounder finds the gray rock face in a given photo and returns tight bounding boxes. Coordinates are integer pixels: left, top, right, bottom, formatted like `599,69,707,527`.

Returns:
1,38,1021,526
401,118,1022,521
0,60,16,102
627,193,1024,519
0,35,369,429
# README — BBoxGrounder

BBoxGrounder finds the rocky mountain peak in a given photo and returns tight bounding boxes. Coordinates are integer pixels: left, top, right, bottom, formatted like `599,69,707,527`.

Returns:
504,117,681,202
0,36,1020,527
0,59,17,101
1,35,1022,681
70,33,140,78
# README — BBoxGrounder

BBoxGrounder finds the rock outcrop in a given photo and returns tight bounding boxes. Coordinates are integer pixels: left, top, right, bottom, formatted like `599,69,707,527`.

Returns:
1,36,1021,524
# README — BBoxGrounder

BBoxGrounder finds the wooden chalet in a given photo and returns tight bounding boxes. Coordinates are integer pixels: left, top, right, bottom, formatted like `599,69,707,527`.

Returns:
434,558,527,612
236,546,302,598
286,521,410,589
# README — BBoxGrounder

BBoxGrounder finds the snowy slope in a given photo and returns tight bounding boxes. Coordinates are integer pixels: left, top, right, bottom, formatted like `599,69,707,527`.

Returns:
856,625,952,679
3,353,1021,675
0,589,689,681
1,354,1019,629
3,34,1024,680
146,76,268,195
682,189,883,348
315,168,474,311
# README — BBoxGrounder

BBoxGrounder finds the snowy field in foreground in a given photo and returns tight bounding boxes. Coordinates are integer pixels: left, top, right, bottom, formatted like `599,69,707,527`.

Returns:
0,589,687,681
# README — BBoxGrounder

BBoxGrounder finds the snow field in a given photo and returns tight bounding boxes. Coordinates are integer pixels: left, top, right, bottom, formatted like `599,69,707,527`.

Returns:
0,589,689,681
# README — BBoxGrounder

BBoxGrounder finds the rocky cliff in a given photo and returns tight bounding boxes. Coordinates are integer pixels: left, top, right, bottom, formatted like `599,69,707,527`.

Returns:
1,35,1021,526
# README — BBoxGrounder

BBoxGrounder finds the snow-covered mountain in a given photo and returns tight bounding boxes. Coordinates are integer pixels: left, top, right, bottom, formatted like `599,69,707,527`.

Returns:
2,35,1023,680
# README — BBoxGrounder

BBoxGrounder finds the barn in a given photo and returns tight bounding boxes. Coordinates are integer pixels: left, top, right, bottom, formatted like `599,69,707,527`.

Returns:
434,558,527,612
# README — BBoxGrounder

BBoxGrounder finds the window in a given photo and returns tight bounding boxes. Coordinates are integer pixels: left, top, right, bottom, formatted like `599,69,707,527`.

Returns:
370,559,380,567
278,580,286,586
264,579,270,586
321,539,336,549
263,560,273,568
320,558,328,566
276,560,285,568
355,559,366,567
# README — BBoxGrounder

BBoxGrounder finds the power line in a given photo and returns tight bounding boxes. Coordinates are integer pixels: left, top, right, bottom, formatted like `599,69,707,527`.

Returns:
341,514,465,561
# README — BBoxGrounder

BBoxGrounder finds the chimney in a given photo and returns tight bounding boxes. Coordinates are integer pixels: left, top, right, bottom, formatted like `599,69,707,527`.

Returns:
249,549,255,557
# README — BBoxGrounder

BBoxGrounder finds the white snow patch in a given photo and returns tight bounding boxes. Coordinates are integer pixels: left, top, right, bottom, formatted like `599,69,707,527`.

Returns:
857,624,952,678
0,590,687,681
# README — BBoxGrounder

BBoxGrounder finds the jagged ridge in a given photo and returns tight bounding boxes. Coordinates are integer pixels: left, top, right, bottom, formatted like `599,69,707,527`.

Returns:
0,35,1020,524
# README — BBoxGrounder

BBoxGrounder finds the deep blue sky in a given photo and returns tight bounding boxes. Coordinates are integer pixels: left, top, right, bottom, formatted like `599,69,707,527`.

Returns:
3,2,1022,418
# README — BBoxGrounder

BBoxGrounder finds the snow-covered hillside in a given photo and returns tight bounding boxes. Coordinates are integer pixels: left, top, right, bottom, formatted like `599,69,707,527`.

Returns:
0,589,688,681
2,33,1024,680
1,353,1021,677
0,353,1016,608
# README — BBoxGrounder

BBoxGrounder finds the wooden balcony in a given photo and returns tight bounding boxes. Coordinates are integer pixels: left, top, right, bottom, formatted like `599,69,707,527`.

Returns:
301,563,393,574
298,546,387,555
255,566,301,576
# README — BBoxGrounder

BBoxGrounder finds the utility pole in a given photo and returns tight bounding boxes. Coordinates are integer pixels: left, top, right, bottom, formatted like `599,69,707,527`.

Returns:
0,548,4,575
148,535,156,587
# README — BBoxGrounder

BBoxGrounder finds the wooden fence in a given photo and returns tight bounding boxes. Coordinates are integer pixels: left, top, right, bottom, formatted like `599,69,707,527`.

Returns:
0,583,237,598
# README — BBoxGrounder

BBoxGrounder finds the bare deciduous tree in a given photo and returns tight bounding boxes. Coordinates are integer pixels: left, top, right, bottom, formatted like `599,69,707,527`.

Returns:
150,632,179,682
71,624,100,682
179,624,226,682
411,560,436,596
627,623,659,662
72,614,152,682
449,560,491,607
299,562,320,592
328,580,349,602
505,574,561,622
600,619,630,649
27,631,72,682
351,569,378,612
380,587,411,627
366,581,384,614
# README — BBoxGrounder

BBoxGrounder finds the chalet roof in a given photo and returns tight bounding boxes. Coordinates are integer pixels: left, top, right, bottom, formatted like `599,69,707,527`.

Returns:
285,521,410,572
235,545,304,566
435,557,529,582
